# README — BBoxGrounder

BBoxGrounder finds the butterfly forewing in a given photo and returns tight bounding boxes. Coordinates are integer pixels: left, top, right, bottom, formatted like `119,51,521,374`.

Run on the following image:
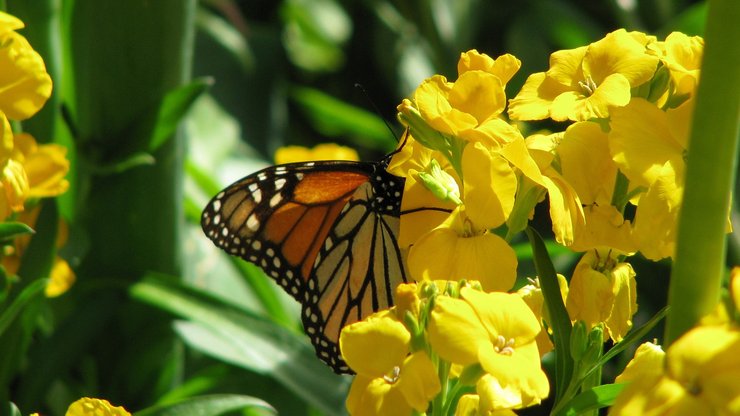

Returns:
201,159,407,373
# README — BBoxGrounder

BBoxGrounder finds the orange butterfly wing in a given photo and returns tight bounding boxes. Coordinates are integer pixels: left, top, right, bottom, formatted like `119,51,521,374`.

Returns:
201,160,407,373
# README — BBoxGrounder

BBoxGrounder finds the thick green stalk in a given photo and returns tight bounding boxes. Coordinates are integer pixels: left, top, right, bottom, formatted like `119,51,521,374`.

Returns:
665,0,740,345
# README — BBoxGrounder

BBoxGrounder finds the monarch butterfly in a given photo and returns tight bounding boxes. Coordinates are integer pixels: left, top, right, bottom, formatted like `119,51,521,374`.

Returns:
201,140,408,374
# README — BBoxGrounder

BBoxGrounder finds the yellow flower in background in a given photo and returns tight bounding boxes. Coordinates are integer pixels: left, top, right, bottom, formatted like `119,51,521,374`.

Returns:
0,11,52,121
566,249,637,342
428,288,549,408
274,143,359,164
341,309,440,416
611,327,740,415
509,29,659,122
2,206,76,297
0,132,69,219
65,398,131,416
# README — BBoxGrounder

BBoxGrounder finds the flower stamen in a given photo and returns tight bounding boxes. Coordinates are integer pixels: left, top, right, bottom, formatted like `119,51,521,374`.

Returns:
494,335,516,355
383,366,401,383
578,76,598,96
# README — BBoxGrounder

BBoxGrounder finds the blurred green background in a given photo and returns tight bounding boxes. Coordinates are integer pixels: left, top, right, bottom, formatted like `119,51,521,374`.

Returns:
1,0,716,415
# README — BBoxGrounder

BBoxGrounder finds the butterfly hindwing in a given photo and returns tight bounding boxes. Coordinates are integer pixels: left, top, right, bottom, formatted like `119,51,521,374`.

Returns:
201,159,407,373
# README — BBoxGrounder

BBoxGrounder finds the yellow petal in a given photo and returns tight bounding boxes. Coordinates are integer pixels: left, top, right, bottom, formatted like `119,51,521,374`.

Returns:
559,121,615,205
462,289,541,346
396,351,441,411
65,398,131,416
408,218,517,292
632,162,682,260
583,29,659,87
615,342,665,383
457,51,521,86
546,46,587,87
462,142,516,229
346,375,413,416
667,326,740,413
508,73,568,121
0,11,24,33
609,98,684,188
339,310,410,377
428,295,489,365
45,257,76,298
0,32,52,120
447,70,506,123
15,133,70,198
2,158,29,213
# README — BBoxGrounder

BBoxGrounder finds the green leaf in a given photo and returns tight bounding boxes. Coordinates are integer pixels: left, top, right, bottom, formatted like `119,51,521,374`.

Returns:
0,279,47,337
289,86,398,151
147,78,212,153
0,222,34,241
135,394,275,416
555,383,627,416
525,227,573,401
130,274,349,416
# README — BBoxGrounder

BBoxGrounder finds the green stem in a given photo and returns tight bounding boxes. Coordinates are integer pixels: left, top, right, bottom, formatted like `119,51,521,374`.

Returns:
664,0,740,345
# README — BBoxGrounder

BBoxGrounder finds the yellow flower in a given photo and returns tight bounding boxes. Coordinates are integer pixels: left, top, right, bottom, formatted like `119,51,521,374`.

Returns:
274,143,359,164
341,310,440,416
3,206,75,297
0,132,69,218
0,11,52,121
647,32,703,100
457,50,521,88
610,97,691,260
611,326,740,415
428,288,550,408
65,398,131,416
556,121,636,252
509,29,659,122
565,249,637,342
13,133,70,198
400,50,523,150
517,275,569,357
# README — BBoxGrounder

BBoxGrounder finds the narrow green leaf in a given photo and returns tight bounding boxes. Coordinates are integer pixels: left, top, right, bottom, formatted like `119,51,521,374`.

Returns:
148,78,212,152
130,275,349,416
555,383,627,416
525,227,573,401
135,394,275,416
0,279,47,337
0,222,34,241
289,86,398,151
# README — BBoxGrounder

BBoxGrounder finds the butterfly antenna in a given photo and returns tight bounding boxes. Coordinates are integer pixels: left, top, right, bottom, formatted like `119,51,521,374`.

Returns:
354,83,400,141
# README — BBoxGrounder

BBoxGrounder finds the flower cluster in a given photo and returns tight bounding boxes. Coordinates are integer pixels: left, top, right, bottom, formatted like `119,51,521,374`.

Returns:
0,11,72,296
340,281,549,415
339,28,712,415
610,267,740,415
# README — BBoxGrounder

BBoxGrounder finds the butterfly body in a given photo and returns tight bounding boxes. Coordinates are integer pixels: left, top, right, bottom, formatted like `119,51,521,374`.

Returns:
201,158,407,373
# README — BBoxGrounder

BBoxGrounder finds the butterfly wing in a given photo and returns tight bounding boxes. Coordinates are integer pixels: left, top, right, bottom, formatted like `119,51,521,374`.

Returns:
201,160,407,373
303,165,407,372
